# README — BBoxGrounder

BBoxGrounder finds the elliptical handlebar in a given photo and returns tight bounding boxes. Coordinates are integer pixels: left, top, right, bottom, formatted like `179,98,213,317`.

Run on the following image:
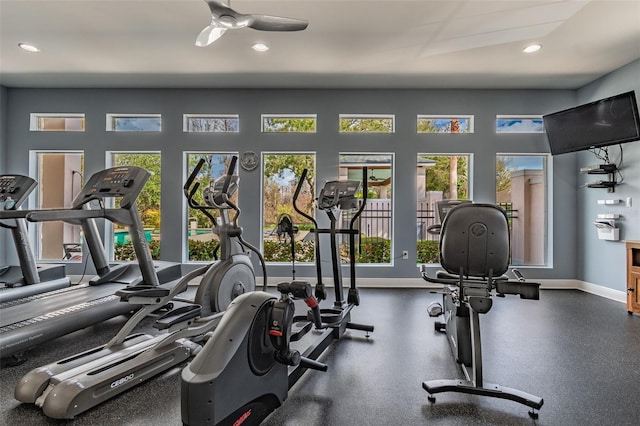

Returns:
350,166,368,230
292,169,317,228
184,158,206,199
220,155,237,196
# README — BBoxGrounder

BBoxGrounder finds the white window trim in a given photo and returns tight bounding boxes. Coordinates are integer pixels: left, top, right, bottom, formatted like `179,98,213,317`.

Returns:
183,114,240,133
29,113,85,131
417,114,475,133
338,114,395,133
106,113,162,132
260,114,318,133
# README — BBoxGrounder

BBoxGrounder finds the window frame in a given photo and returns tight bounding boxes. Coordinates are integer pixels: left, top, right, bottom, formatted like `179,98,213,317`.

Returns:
417,115,474,133
29,113,85,132
28,150,85,262
338,114,395,133
106,113,162,132
496,115,544,133
339,152,395,266
260,114,317,133
182,151,240,263
183,114,240,133
495,152,551,267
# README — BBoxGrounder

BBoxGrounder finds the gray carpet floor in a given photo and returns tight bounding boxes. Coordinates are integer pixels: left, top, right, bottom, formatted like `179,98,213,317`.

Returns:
1,288,639,425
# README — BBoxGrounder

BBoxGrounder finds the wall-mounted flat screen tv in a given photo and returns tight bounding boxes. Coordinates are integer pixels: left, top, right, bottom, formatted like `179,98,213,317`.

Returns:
543,91,640,155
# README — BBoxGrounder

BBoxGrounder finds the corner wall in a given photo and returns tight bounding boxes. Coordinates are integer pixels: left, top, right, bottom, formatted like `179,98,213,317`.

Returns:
576,59,640,291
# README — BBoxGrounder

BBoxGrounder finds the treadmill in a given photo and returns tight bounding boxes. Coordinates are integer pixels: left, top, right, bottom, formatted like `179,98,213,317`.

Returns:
0,175,70,303
0,166,182,362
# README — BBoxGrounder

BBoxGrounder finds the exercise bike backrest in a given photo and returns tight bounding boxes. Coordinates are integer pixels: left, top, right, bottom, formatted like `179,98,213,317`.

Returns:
439,203,510,278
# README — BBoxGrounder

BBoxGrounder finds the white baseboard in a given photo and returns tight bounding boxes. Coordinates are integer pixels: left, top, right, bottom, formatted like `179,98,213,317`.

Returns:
574,280,627,303
267,277,627,303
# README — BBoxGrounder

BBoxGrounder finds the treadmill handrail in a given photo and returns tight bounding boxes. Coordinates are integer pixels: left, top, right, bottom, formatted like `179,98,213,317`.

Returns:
26,207,136,227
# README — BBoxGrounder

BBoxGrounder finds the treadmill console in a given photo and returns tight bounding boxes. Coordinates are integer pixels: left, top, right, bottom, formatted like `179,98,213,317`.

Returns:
73,166,151,210
0,175,37,210
318,180,361,210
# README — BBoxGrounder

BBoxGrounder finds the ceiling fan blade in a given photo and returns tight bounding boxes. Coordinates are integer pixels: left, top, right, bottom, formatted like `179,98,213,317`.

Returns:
247,15,309,32
195,23,227,47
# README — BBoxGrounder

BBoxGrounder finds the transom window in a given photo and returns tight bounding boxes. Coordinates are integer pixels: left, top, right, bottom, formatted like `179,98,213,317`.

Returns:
30,113,85,132
183,114,239,132
261,115,317,133
107,114,162,132
417,115,473,133
339,114,394,133
496,115,544,133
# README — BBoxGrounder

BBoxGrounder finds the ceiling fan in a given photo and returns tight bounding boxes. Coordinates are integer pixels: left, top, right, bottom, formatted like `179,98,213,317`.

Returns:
195,0,309,47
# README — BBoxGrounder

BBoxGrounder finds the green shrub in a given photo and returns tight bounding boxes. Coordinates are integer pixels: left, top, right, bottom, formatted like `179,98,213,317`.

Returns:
263,240,315,262
188,240,219,261
417,240,440,264
114,240,160,261
355,237,390,263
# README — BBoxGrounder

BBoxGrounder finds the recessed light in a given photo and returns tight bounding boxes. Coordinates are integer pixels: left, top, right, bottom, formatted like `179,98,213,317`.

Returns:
251,43,269,52
522,44,542,53
18,43,40,53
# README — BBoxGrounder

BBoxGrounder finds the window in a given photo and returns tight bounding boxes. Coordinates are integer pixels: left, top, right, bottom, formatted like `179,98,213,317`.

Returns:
496,115,544,133
496,154,548,266
109,152,162,261
417,115,474,133
262,153,316,263
30,113,85,131
184,152,238,262
106,114,161,132
339,153,393,264
29,151,84,261
261,115,317,133
183,114,239,132
417,154,471,264
339,115,394,133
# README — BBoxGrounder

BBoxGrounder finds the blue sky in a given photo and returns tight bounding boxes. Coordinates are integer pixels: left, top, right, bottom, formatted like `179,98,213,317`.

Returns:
496,118,544,133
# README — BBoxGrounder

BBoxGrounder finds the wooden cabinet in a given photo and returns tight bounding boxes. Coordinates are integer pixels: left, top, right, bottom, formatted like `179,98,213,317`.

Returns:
627,241,640,315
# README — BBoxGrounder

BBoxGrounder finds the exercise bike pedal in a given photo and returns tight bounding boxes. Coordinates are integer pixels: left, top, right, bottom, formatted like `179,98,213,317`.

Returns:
427,395,436,403
528,410,539,419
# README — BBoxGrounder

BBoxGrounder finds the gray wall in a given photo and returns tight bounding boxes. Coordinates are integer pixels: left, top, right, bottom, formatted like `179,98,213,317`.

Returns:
3,87,579,282
1,85,6,261
575,59,640,291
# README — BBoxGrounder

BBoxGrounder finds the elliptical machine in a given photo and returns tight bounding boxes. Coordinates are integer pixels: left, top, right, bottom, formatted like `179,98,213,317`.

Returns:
14,156,265,419
181,168,374,426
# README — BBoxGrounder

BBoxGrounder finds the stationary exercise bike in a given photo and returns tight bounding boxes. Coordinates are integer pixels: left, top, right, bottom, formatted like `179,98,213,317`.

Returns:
181,168,374,426
421,202,543,419
14,156,265,419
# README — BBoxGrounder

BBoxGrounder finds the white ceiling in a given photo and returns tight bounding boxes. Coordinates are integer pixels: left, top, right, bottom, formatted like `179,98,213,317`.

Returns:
1,0,639,89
